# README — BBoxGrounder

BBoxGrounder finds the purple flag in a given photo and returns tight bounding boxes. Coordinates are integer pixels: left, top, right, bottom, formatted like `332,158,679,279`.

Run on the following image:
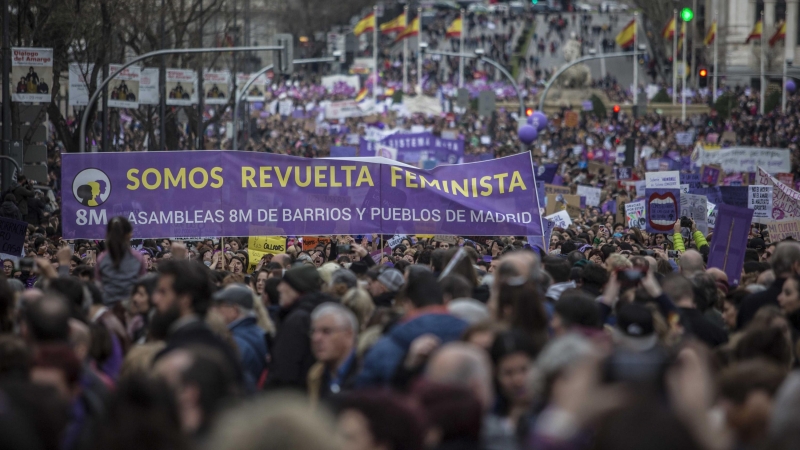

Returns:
707,204,754,286
62,151,543,239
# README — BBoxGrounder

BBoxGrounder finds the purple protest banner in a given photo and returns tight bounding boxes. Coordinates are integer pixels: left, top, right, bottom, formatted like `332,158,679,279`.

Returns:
707,204,754,286
330,146,357,157
702,166,721,185
360,132,464,164
62,151,544,241
645,188,680,233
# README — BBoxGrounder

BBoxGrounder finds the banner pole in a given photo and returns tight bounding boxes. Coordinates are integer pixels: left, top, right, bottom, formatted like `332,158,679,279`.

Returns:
529,151,547,252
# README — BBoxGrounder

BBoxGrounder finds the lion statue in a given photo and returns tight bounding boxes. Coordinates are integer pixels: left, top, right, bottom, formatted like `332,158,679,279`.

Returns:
558,38,592,88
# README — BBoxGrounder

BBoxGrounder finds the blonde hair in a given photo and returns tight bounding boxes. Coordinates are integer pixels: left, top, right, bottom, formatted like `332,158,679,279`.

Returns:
119,342,166,380
340,288,375,331
605,253,632,272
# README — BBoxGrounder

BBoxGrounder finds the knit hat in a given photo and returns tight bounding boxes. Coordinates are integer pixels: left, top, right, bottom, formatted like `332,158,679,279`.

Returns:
282,265,322,294
370,267,405,292
212,283,254,309
613,303,657,352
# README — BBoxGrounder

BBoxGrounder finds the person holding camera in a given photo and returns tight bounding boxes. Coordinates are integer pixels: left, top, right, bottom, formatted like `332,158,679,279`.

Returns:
9,174,35,224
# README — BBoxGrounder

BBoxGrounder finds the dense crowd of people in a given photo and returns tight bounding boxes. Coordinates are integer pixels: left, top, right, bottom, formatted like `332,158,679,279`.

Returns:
7,4,800,450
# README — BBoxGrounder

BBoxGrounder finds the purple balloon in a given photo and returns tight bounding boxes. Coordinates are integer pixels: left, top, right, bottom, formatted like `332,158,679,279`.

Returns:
787,79,797,93
518,125,538,144
252,102,264,110
531,111,548,131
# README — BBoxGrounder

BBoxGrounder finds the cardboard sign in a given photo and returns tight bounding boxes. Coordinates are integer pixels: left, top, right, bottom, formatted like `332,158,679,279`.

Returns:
576,185,602,207
564,110,579,128
545,210,572,228
0,217,27,256
625,201,646,229
247,236,287,269
302,236,332,251
433,235,457,245
545,184,572,195
645,171,681,189
587,161,607,176
767,219,800,242
546,194,582,218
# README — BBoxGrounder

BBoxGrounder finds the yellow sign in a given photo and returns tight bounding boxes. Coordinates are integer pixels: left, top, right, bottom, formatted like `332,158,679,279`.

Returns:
248,236,286,269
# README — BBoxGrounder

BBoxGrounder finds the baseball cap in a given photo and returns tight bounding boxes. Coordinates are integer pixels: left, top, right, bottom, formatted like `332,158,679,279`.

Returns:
212,283,254,309
613,303,657,352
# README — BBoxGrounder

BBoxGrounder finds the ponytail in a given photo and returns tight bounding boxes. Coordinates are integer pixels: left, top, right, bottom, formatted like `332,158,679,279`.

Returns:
106,216,133,269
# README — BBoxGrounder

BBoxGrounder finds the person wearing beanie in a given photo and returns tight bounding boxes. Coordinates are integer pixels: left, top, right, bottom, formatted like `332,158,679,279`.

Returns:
267,265,336,391
0,193,21,221
366,267,405,308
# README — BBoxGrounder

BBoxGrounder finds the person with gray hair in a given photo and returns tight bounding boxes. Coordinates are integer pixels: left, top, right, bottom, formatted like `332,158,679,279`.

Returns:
308,302,359,408
738,241,800,329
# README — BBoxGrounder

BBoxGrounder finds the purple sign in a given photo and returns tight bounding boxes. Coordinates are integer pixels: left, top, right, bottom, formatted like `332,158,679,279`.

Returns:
0,216,27,256
702,166,721,185
707,204,754,286
533,163,558,184
62,151,543,240
680,172,702,189
615,167,632,180
330,146,357,157
645,188,680,234
360,132,464,164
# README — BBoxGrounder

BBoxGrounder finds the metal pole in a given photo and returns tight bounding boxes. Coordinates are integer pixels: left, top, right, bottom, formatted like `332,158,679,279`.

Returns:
682,19,687,121
232,57,334,150
599,35,606,79
633,12,638,105
782,57,788,112
417,7,422,94
459,9,465,88
1,0,10,188
403,6,408,92
101,64,109,152
159,0,166,150
690,0,697,88
537,51,637,111
713,10,719,102
197,0,204,150
373,5,378,103
79,46,283,153
673,10,677,105
760,11,765,115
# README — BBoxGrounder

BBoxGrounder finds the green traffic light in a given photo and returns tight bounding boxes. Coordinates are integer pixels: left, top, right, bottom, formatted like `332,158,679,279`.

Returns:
531,0,538,4
680,7,694,22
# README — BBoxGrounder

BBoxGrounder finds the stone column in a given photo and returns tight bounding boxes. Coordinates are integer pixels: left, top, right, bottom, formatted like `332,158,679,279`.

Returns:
787,0,799,64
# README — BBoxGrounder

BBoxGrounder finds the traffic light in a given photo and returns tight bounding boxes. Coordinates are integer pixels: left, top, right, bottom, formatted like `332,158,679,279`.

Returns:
531,0,538,4
273,33,294,75
698,67,708,88
612,104,621,120
680,7,694,22
525,108,534,117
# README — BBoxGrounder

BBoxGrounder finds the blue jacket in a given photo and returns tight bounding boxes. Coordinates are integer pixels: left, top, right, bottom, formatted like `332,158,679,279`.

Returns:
229,315,268,386
356,309,468,387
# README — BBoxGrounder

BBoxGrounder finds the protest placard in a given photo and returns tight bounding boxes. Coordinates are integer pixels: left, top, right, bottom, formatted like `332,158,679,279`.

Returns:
625,201,646,229
757,167,800,220
387,234,408,248
302,236,332,251
615,167,633,180
11,48,53,103
680,193,708,235
0,217,28,256
701,165,722,185
545,184,571,195
767,219,800,241
576,185,602,207
707,202,717,229
546,194,582,216
545,210,572,228
645,188,679,233
708,205,754,286
645,171,680,189
165,69,197,106
748,185,774,223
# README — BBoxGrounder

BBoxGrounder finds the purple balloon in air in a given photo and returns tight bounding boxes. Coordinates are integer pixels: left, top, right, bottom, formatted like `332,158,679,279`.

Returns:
253,102,264,110
787,79,797,93
531,111,548,131
518,125,538,144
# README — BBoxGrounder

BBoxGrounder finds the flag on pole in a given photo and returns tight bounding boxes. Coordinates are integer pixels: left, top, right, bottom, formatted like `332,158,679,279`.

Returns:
615,19,636,48
662,17,676,39
396,17,420,42
380,13,406,34
446,17,462,38
704,21,717,46
745,20,763,43
677,22,686,52
354,12,376,36
355,87,368,103
769,21,787,46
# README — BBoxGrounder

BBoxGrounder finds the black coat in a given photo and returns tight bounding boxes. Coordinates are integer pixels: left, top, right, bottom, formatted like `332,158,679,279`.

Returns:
680,307,729,348
0,200,21,221
266,291,336,391
161,318,243,382
737,278,784,330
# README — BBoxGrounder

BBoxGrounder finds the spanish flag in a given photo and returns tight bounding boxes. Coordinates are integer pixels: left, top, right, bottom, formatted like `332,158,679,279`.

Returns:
380,13,406,35
355,87,368,103
384,87,395,97
662,17,676,40
745,20,762,43
446,17,462,38
396,17,419,42
677,22,686,52
615,19,636,49
704,22,716,46
354,12,376,37
769,21,787,46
